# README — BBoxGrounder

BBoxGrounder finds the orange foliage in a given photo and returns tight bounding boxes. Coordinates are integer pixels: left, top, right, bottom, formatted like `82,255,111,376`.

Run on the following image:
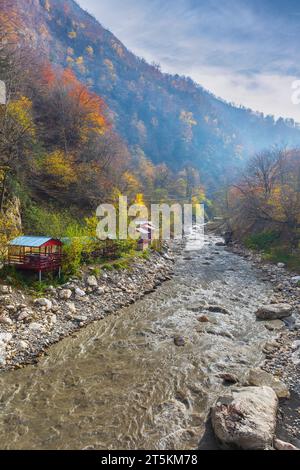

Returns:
40,65,108,137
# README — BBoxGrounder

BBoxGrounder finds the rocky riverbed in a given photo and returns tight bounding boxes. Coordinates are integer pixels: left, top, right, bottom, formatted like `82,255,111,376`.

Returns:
0,248,175,371
227,242,300,449
0,234,299,450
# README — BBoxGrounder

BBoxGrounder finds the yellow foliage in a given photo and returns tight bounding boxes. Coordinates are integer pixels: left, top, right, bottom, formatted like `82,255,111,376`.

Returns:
0,198,22,260
135,193,145,206
8,96,35,136
121,172,141,196
76,56,84,65
86,46,94,56
103,58,117,82
66,56,74,64
43,151,77,187
68,31,77,39
180,111,197,126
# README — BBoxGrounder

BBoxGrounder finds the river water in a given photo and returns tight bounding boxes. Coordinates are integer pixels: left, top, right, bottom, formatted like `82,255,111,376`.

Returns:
0,235,274,450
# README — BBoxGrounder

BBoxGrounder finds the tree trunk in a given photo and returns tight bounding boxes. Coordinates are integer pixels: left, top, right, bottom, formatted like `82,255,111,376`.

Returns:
0,169,8,213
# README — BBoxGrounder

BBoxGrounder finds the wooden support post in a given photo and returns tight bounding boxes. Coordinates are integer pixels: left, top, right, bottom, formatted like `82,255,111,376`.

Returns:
39,270,42,283
58,267,61,279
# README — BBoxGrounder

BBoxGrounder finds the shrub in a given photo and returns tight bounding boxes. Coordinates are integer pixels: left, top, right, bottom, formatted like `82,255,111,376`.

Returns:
244,231,280,251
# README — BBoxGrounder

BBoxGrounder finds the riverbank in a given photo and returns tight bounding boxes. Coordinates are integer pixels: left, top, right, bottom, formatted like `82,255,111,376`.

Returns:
0,247,175,372
0,234,299,450
228,241,300,449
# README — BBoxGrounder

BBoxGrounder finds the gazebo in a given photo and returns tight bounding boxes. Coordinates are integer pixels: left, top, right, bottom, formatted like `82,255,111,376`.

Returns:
7,236,63,281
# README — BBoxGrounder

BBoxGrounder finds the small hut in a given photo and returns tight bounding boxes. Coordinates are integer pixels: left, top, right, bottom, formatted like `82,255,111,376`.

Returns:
7,236,63,281
136,221,156,251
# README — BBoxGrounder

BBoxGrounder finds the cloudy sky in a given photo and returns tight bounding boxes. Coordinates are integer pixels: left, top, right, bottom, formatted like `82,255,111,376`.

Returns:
77,0,300,121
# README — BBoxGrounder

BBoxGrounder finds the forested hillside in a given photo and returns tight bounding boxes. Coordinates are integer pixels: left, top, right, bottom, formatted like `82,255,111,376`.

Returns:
0,8,207,259
2,0,300,189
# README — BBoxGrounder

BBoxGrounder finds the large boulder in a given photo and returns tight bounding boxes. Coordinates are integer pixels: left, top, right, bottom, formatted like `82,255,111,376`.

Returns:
256,304,293,320
212,386,278,450
274,439,299,451
248,368,290,399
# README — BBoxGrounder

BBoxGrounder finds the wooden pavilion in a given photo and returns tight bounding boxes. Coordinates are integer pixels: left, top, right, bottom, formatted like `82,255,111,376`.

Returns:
7,236,63,281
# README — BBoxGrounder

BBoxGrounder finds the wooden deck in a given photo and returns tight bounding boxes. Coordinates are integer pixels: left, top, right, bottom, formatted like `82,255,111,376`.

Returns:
7,253,62,272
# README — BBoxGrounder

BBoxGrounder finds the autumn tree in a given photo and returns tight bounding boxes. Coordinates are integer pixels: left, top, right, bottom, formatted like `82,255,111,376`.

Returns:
227,148,300,247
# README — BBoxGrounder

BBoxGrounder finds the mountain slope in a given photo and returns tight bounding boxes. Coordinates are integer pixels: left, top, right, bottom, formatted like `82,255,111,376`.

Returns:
4,0,300,187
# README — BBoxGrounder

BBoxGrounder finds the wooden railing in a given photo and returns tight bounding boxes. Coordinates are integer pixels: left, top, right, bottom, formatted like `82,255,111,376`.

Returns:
8,253,62,271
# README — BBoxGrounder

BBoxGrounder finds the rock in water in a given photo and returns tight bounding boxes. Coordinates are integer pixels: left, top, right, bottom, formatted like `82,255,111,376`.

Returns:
198,315,210,323
218,373,239,384
212,386,278,450
274,439,299,451
248,368,290,399
264,320,285,331
256,304,293,320
174,336,185,347
208,305,230,315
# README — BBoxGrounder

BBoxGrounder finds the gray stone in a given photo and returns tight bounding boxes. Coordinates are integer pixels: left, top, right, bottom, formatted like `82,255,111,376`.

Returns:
0,332,13,343
212,386,278,449
248,368,290,399
264,320,285,331
218,373,239,384
256,304,293,320
0,315,13,325
66,302,76,313
17,340,29,350
73,315,87,323
75,287,86,297
17,310,31,321
0,285,12,295
0,353,6,366
6,305,16,312
86,276,98,288
29,322,45,333
34,298,52,311
274,439,299,451
59,289,73,300
208,305,230,315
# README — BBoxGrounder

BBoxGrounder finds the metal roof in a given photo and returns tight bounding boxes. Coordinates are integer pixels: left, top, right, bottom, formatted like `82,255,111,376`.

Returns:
9,236,53,247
